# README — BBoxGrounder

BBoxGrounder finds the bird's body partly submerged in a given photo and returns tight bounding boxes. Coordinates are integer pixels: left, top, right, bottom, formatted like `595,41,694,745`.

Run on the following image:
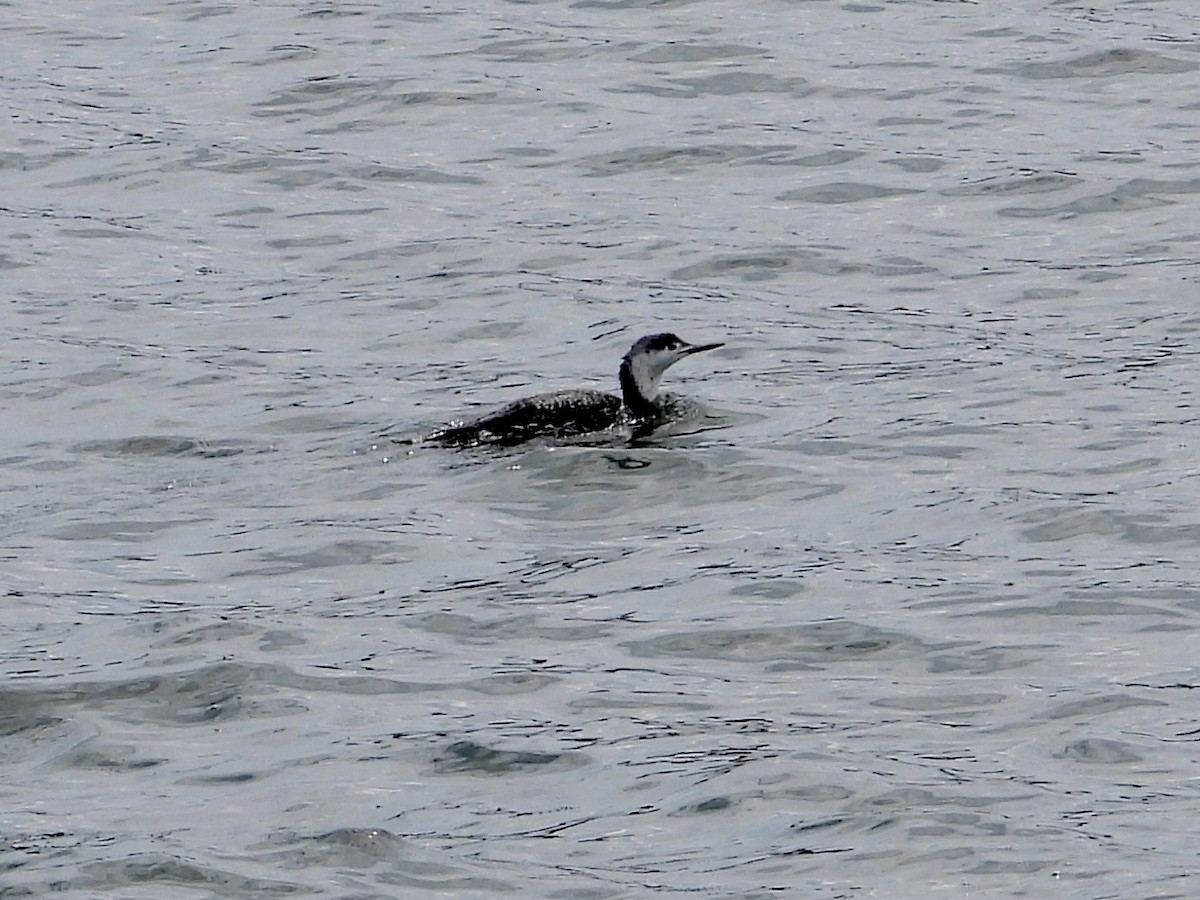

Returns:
428,333,723,447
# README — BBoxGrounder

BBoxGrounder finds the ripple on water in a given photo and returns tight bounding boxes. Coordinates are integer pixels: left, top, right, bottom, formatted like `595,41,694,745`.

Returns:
778,182,921,204
998,176,1200,218
577,142,794,176
670,247,937,281
1005,47,1197,79
430,740,587,775
942,171,1082,197
70,436,250,458
254,828,518,894
623,619,934,667
1055,738,1143,764
73,854,300,897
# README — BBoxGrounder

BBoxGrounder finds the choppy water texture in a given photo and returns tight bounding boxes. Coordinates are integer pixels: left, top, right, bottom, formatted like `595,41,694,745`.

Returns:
4,1,1200,897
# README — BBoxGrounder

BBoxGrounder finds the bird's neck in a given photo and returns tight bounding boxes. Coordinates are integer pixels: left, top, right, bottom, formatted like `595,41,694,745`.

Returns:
619,359,659,419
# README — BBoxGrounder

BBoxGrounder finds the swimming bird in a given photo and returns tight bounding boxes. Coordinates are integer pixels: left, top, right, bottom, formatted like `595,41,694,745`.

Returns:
428,332,724,446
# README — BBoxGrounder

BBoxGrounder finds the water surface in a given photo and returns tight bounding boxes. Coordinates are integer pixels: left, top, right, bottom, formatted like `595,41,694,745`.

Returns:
4,1,1200,897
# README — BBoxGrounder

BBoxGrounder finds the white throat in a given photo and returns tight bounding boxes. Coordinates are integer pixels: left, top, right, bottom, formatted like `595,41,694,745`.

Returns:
627,352,667,401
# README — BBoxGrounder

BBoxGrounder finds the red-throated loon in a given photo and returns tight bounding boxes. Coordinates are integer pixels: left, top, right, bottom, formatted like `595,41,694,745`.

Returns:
428,332,724,447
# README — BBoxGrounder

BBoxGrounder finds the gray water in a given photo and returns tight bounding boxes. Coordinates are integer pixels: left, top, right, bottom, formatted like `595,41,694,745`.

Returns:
4,1,1200,897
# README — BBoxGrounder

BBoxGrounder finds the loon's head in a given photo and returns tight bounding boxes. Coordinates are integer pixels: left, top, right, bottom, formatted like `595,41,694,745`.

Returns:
619,332,723,414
